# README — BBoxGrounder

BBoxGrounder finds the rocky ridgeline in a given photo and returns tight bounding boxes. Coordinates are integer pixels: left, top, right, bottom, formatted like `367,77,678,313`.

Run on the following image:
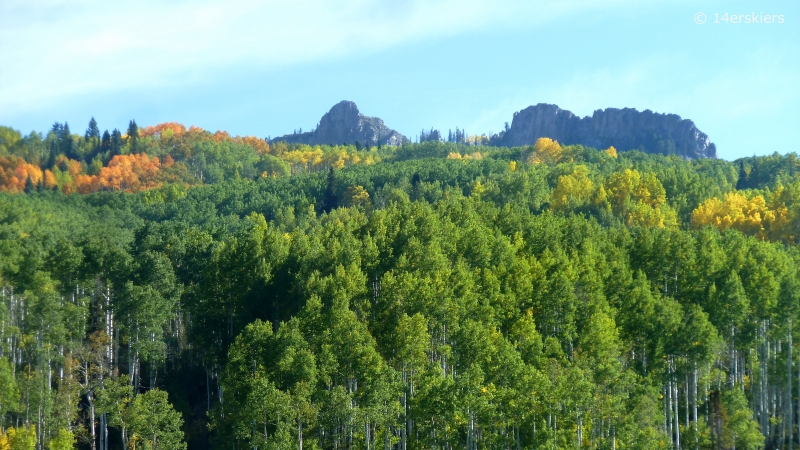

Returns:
271,101,408,147
490,103,716,159
272,101,716,159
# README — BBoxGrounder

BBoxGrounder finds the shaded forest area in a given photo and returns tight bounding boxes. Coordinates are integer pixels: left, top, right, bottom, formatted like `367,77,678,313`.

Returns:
2,119,800,449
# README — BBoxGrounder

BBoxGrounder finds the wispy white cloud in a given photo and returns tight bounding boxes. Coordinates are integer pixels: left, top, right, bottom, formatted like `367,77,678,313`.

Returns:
0,0,651,116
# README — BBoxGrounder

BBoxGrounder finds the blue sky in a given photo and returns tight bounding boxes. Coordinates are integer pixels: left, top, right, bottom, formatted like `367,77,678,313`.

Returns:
1,0,797,160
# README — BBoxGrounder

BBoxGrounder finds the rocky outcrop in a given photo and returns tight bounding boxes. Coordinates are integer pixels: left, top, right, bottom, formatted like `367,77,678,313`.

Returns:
491,104,716,159
272,101,408,147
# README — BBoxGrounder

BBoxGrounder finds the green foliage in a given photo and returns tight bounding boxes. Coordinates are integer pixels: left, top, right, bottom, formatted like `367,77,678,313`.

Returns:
4,124,800,448
7,425,37,450
127,389,187,450
47,429,75,450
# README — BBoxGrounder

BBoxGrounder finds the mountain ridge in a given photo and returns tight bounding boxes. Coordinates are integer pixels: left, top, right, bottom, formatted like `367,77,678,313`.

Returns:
270,101,716,159
270,101,408,147
490,103,716,159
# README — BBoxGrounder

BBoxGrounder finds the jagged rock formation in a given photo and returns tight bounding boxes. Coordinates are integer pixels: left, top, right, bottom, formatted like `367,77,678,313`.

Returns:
271,101,408,147
491,103,716,159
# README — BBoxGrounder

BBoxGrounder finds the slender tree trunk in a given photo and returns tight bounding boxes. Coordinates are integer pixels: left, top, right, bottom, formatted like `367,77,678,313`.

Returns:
789,325,794,450
675,374,681,449
89,392,97,450
668,377,674,448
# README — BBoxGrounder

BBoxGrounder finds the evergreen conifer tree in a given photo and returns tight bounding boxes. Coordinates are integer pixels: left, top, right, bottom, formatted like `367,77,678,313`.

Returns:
127,120,139,153
85,117,100,141
322,167,338,212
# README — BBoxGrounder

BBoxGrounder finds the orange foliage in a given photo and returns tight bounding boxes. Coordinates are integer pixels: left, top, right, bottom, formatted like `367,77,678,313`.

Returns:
213,130,231,142
139,122,187,138
77,153,163,193
141,122,269,155
241,136,270,155
0,156,43,192
44,170,57,190
55,155,83,178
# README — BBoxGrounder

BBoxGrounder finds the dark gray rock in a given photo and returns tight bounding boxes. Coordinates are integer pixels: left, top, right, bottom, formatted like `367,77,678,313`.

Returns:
272,101,408,147
491,103,716,159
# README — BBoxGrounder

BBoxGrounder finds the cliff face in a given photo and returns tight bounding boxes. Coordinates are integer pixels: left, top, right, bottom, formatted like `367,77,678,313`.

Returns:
272,101,408,147
492,104,716,159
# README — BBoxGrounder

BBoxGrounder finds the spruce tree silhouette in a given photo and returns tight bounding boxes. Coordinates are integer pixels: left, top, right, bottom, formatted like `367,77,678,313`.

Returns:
322,167,338,213
24,175,35,193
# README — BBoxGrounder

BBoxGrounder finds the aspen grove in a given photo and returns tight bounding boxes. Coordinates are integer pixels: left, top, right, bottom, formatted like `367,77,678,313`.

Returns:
2,120,800,449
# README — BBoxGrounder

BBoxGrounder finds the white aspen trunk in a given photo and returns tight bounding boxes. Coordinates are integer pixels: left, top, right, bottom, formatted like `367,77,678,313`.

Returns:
667,378,674,448
299,420,303,450
553,414,557,443
789,325,794,450
733,327,738,390
466,410,471,450
663,385,668,435
89,392,97,450
612,426,616,450
674,376,680,450
684,373,689,430
693,363,699,450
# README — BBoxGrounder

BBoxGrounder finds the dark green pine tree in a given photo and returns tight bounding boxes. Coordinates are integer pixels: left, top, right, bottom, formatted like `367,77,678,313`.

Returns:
100,130,112,154
111,129,123,158
84,117,101,162
322,167,338,213
736,160,749,190
47,139,58,168
24,175,36,193
127,120,139,153
85,117,100,141
60,122,75,159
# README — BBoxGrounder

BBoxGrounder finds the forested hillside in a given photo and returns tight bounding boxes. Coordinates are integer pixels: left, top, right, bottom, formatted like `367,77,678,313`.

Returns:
1,120,800,449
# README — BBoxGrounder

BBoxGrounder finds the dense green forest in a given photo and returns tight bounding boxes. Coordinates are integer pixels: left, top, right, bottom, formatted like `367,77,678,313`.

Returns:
2,120,800,449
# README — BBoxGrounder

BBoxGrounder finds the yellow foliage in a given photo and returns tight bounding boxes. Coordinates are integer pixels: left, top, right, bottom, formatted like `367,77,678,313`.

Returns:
691,190,795,242
509,161,517,172
626,202,678,229
4,426,37,450
447,152,463,160
529,137,562,165
605,146,618,158
466,134,490,146
472,180,486,198
343,185,370,208
551,165,594,210
604,169,666,215
601,169,675,228
47,429,75,450
692,192,767,235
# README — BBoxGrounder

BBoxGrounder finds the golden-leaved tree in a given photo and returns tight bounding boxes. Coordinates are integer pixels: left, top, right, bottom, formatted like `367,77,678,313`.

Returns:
551,165,595,210
529,137,563,165
691,184,798,243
